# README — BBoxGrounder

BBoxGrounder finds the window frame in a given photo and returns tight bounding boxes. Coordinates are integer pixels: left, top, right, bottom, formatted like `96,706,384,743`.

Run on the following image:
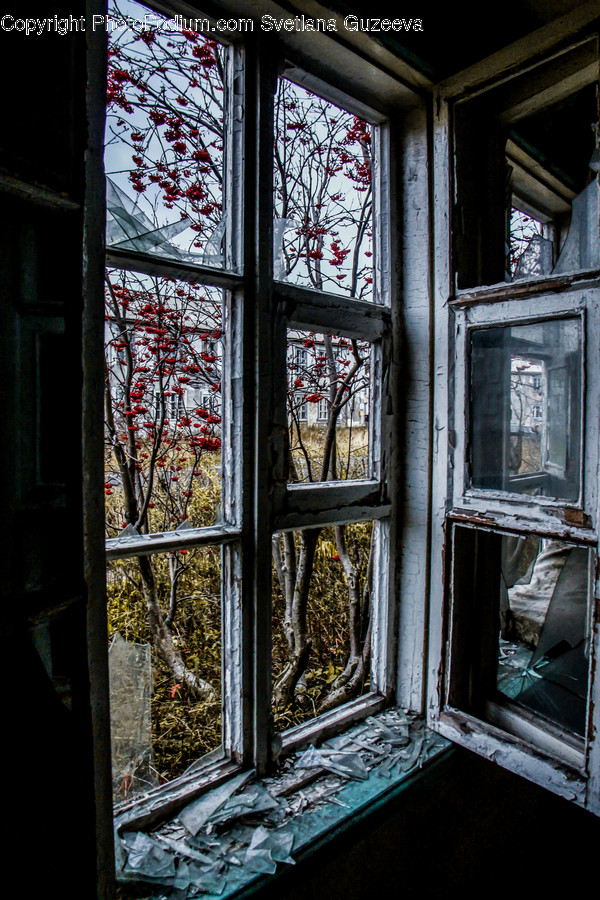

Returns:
451,291,599,525
101,0,410,822
428,17,600,815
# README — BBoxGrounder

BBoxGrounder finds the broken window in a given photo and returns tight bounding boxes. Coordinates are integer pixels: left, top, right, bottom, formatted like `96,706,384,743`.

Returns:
453,43,599,291
104,0,243,806
103,0,394,820
430,23,600,813
448,525,592,759
105,0,229,268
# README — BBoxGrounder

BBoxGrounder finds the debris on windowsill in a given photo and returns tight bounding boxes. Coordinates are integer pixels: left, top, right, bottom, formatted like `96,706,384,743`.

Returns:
114,710,450,899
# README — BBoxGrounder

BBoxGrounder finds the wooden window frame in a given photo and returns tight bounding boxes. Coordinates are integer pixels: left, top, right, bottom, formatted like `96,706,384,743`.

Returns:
428,9,600,815
100,0,424,830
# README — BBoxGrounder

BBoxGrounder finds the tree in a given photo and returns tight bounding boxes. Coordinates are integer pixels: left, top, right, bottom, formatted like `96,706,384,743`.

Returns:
105,271,223,702
270,78,375,716
104,1,377,750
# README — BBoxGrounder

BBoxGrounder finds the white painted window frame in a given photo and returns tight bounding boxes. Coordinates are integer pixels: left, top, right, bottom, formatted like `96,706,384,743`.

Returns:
428,11,600,815
451,291,600,530
103,0,428,825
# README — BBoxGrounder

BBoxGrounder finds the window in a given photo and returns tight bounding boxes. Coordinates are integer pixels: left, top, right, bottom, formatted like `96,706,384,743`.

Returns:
103,0,400,814
429,23,600,814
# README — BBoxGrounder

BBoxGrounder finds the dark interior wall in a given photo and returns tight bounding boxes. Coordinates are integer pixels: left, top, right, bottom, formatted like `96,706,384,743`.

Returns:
0,3,105,896
0,5,598,899
254,749,600,899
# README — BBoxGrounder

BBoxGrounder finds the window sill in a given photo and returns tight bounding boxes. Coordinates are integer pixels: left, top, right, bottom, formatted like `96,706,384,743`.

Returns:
113,709,450,898
450,267,600,307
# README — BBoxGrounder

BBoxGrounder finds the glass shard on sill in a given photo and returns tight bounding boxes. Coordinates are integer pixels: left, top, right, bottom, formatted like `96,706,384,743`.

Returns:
245,826,295,873
178,770,255,836
295,744,369,781
122,832,177,880
114,711,449,898
208,782,281,830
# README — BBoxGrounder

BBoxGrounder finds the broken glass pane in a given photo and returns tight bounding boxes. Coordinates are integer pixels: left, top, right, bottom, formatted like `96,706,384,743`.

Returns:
470,317,581,501
272,521,374,731
553,153,600,274
451,526,591,739
107,547,222,800
287,329,371,483
109,631,154,800
104,270,224,537
105,0,228,267
274,78,375,300
509,208,552,279
498,535,590,736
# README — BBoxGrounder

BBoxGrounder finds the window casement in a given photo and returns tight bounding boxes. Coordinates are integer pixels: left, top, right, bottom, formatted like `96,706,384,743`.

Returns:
102,0,412,829
429,18,600,814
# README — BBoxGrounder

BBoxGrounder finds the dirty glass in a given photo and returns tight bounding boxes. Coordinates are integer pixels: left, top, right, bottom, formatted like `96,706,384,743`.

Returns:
497,535,590,736
469,317,581,500
272,522,374,731
107,547,222,802
287,329,371,483
509,159,600,282
451,526,591,739
273,78,375,300
506,84,599,282
104,270,224,537
105,0,228,267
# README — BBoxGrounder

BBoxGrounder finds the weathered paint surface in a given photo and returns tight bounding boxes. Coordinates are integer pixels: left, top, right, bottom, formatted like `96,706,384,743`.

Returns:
427,13,600,816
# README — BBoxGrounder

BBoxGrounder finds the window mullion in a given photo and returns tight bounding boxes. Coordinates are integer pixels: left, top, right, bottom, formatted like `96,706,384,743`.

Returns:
244,36,278,774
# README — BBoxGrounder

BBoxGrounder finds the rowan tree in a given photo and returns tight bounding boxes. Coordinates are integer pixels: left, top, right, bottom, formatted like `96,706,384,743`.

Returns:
105,1,376,740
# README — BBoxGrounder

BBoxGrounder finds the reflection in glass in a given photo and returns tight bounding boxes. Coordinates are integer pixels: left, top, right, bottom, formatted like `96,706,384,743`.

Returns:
470,317,581,500
104,271,223,537
105,0,227,266
287,329,371,483
272,522,373,731
498,535,590,736
273,78,374,300
107,548,222,802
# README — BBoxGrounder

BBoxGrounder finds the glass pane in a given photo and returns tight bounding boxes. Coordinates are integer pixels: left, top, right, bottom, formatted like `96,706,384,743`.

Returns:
107,547,222,802
498,535,590,736
274,78,374,300
509,208,553,280
470,317,581,500
105,270,223,537
272,522,374,731
287,329,371,483
105,0,227,267
451,526,591,740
